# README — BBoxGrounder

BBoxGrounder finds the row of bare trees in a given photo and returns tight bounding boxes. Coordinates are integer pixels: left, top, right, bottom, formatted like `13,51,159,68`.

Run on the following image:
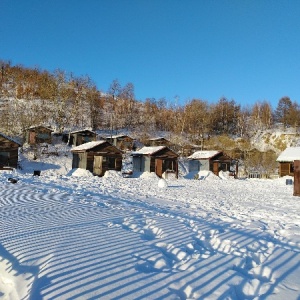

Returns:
1,61,300,141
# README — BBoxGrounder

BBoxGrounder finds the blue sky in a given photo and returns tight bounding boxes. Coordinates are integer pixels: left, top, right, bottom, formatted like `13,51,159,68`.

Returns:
1,0,300,108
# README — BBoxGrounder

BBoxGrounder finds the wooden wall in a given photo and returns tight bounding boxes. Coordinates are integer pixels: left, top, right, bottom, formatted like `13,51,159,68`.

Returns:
0,135,19,168
279,162,293,177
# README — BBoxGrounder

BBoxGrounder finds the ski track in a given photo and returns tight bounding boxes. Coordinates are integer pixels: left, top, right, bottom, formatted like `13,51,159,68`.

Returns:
0,174,300,299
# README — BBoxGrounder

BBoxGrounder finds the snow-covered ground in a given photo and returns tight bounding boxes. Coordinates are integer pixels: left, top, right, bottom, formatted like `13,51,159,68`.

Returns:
1,145,300,299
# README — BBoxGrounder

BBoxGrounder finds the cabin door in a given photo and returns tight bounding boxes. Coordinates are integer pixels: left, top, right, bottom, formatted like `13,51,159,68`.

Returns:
29,132,36,144
213,161,219,176
294,160,300,196
133,157,142,172
93,156,103,176
155,159,163,178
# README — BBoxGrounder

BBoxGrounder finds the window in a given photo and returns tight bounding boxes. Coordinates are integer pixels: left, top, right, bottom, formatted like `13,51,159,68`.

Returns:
290,163,294,173
163,160,175,171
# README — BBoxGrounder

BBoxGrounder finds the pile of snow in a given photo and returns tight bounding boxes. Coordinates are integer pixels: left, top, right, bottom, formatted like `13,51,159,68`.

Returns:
197,171,221,181
67,168,94,177
138,171,159,179
103,170,123,178
158,178,168,189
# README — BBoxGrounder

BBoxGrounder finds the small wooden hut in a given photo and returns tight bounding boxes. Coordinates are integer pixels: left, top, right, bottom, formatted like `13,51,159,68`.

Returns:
146,137,173,147
25,126,53,145
71,141,123,176
276,147,300,177
106,135,134,150
188,150,237,177
68,130,97,146
0,133,21,169
181,144,202,157
132,146,179,178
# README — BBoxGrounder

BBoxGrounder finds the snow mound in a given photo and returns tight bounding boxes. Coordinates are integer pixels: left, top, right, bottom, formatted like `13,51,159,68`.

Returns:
219,171,234,180
139,172,159,179
66,168,94,177
103,170,123,178
158,178,168,189
197,171,221,181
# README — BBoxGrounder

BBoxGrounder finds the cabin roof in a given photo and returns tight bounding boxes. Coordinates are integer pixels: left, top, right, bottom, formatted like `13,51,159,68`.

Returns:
133,146,167,155
276,147,300,162
110,134,131,139
148,137,168,141
28,125,53,131
69,129,96,134
0,132,22,146
71,140,107,151
188,150,221,160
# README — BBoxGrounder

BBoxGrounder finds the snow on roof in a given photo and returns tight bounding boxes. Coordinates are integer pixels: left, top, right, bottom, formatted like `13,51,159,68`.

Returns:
110,134,131,139
133,146,166,155
276,147,300,162
71,140,107,151
149,137,167,141
188,150,221,159
0,132,22,146
69,129,96,134
28,125,53,131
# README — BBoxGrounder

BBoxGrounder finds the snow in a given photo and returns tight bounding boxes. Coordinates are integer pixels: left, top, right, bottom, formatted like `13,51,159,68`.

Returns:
71,140,107,151
1,144,300,299
276,147,300,162
132,146,166,155
188,150,221,159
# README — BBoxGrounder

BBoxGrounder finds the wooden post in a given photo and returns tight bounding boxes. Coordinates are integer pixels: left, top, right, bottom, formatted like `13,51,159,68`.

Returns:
294,160,300,196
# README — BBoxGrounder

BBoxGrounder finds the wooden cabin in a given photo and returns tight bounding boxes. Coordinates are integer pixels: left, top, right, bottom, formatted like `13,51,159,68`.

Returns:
132,146,179,178
181,144,202,157
71,141,123,176
25,126,53,145
0,133,21,169
68,130,97,146
106,135,134,151
188,150,237,177
276,147,300,177
146,137,173,147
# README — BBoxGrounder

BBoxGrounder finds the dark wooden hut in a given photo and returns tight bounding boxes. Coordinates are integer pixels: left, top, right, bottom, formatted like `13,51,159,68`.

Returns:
181,144,202,157
276,147,300,177
71,141,123,176
25,126,53,145
68,130,97,146
106,135,134,151
0,133,21,169
132,146,179,178
188,150,237,177
146,137,173,147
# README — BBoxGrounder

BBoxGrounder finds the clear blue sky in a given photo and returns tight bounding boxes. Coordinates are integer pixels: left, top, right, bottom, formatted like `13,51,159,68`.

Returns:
1,0,300,108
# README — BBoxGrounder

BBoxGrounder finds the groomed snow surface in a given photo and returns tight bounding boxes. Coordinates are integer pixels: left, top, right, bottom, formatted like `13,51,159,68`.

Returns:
1,160,300,299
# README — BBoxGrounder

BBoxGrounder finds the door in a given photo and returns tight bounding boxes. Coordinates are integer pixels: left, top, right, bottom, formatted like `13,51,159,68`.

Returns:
133,156,142,172
213,161,219,176
93,156,103,175
294,160,300,196
155,159,163,178
29,132,36,144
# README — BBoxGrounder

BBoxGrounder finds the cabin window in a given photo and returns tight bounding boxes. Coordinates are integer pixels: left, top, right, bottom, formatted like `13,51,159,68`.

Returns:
83,135,92,142
164,160,175,171
37,133,50,140
221,163,228,171
290,163,294,173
